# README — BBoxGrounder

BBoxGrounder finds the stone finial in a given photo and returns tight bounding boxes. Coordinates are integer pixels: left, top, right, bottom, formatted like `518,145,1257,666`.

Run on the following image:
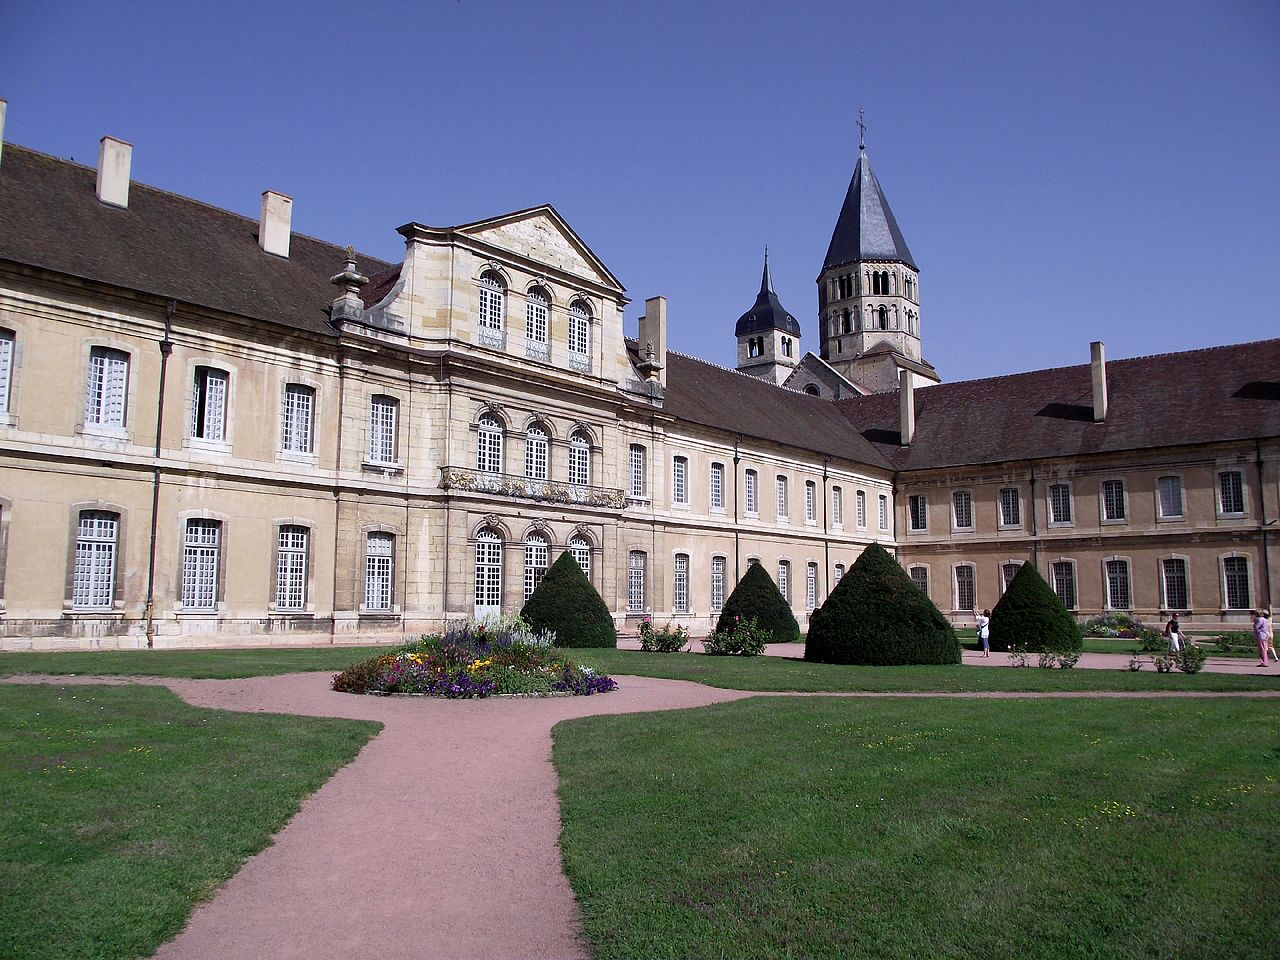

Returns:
329,248,369,325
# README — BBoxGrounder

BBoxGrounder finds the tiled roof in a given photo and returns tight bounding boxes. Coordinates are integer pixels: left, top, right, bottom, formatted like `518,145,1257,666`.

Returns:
823,148,917,271
0,145,392,336
640,344,894,470
836,340,1280,470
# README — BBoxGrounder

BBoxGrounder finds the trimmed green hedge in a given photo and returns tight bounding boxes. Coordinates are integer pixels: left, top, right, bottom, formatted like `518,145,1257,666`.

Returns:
715,562,800,643
521,551,617,648
989,562,1082,652
804,543,961,665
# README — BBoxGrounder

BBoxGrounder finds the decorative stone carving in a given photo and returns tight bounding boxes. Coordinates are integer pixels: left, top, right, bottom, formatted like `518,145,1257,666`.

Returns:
440,466,627,510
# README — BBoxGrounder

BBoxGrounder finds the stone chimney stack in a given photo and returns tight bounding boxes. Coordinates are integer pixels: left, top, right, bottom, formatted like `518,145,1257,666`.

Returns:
1090,340,1108,422
259,190,292,258
0,100,7,170
899,368,915,446
96,136,132,208
637,296,668,387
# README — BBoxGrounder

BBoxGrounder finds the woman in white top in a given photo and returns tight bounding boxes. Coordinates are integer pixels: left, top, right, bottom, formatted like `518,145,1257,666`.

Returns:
976,609,991,658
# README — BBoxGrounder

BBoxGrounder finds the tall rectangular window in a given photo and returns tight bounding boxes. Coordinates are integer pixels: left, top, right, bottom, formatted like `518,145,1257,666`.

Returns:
365,532,394,611
745,469,759,515
477,416,503,474
73,511,118,609
524,535,549,601
182,519,221,610
777,560,790,603
909,494,928,531
709,462,725,510
834,563,846,585
275,525,309,611
627,551,646,612
568,305,590,357
85,347,129,427
832,486,843,526
805,481,816,523
1157,476,1184,519
856,490,867,528
999,487,1021,527
190,367,228,442
672,456,689,505
1052,561,1077,609
955,565,975,611
569,537,591,579
879,494,888,530
711,556,725,611
0,329,13,413
525,426,549,481
1223,556,1251,609
281,384,315,454
806,562,818,611
478,276,504,330
1218,471,1244,515
1049,483,1072,524
1101,479,1126,521
776,476,789,520
368,395,398,464
525,290,549,345
1161,557,1189,610
673,554,689,613
474,530,503,614
909,565,929,596
1000,561,1022,594
568,434,590,486
1105,559,1131,609
628,445,646,498
952,491,973,530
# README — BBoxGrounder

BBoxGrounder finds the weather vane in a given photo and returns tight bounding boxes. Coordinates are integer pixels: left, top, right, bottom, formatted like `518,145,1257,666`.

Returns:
857,107,866,150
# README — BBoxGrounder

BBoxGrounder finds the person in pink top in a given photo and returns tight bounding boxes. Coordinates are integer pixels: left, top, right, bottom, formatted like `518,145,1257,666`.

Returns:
1254,611,1272,667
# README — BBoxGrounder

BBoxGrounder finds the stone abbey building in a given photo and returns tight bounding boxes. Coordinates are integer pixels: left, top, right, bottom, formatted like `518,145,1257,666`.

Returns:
0,104,1276,650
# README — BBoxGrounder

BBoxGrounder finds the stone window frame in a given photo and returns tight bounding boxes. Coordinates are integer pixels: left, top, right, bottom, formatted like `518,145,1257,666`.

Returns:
997,486,1022,529
78,340,138,441
1218,552,1252,611
951,489,975,533
278,376,321,462
1158,553,1192,613
952,562,977,613
671,455,690,508
907,493,928,533
360,524,403,617
671,551,691,615
174,509,232,616
1155,473,1185,522
63,501,129,616
1047,481,1074,528
1049,557,1079,610
1102,555,1133,611
269,519,316,616
365,392,403,469
1215,469,1247,519
1099,477,1128,525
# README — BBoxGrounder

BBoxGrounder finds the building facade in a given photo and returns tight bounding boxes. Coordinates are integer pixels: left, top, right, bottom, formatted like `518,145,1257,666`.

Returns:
0,115,1275,651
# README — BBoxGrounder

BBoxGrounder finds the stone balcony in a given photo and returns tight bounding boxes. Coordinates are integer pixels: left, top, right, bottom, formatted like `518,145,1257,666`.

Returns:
439,466,627,509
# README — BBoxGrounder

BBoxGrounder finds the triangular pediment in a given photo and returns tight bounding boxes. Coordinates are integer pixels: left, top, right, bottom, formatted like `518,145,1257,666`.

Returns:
455,206,623,292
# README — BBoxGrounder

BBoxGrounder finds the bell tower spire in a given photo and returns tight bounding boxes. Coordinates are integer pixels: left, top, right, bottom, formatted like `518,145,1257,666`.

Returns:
816,125,938,392
735,247,802,385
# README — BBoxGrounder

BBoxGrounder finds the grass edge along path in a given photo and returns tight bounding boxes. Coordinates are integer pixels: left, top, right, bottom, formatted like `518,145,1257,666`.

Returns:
1,646,1277,691
0,683,381,960
555,696,1280,960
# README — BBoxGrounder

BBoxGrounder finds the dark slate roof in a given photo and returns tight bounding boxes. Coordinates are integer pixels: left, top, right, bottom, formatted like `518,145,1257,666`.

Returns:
626,341,892,470
0,145,393,336
734,254,802,337
835,339,1280,470
823,148,917,272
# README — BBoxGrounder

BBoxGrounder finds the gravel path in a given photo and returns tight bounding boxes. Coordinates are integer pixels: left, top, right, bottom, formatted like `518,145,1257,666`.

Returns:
6,671,1278,959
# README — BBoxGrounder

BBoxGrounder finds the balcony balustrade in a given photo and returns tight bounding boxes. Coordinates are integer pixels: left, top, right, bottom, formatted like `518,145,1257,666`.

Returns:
439,465,627,509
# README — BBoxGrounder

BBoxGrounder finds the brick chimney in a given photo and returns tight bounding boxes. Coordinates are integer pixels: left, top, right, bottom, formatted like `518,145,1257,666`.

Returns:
259,190,292,258
1090,341,1108,422
637,296,667,387
96,136,132,208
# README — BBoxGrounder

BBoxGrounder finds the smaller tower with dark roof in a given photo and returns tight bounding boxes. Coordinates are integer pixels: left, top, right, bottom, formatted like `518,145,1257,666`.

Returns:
735,250,802,385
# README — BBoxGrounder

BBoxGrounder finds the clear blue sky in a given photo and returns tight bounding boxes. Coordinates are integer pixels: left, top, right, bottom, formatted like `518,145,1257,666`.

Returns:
3,0,1277,382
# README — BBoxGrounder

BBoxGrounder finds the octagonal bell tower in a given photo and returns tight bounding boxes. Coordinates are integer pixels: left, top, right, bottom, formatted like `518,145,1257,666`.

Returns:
735,250,802,385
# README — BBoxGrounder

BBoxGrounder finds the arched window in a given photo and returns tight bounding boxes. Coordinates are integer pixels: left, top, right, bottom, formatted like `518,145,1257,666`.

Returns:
804,385,820,396
524,423,549,481
477,414,503,473
568,430,590,486
474,528,503,616
569,535,591,579
524,532,549,600
841,309,851,334
478,272,505,330
782,337,793,358
877,306,888,329
568,302,591,368
525,287,549,345
855,310,863,332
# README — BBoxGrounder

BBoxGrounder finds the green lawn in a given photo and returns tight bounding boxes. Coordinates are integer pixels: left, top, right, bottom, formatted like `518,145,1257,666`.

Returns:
570,649,1279,692
0,645,393,679
555,696,1280,960
0,683,380,960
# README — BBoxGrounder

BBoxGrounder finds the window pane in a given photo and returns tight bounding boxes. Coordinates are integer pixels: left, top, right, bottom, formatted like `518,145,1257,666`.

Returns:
953,491,973,529
474,530,502,612
745,470,758,514
73,511,118,608
479,274,504,330
834,563,846,585
673,554,689,613
672,457,688,505
832,487,843,525
1219,472,1244,514
1158,476,1183,518
627,551,646,612
182,519,220,609
955,566,975,610
908,565,928,595
1052,562,1077,609
524,535,549,601
1223,557,1250,609
85,348,129,427
999,487,1021,526
1102,479,1126,521
569,434,590,486
1162,558,1188,610
364,532,395,610
526,290,548,344
776,477,788,518
369,396,397,464
276,525,308,610
806,562,818,611
879,495,888,530
569,536,590,580
0,330,13,413
711,556,725,610
805,482,816,522
1105,559,1131,609
777,561,790,603
909,495,927,531
629,445,645,498
281,384,314,453
478,416,503,473
710,463,724,509
525,425,549,481
856,490,866,527
1001,562,1022,594
1049,484,1072,524
568,305,590,356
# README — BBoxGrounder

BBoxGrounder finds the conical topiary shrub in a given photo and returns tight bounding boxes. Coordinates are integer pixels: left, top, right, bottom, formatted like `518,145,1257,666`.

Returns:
714,561,800,643
804,543,960,665
989,562,1082,652
521,550,617,648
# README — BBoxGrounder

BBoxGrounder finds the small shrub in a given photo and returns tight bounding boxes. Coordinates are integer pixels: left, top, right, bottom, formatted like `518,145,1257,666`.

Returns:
805,543,960,666
1127,655,1145,672
1152,654,1175,673
1037,650,1059,669
1054,649,1081,669
716,563,800,643
1176,643,1207,674
990,564,1082,653
1215,630,1251,653
1136,627,1165,653
639,620,690,653
522,551,617,648
704,616,769,656
1008,642,1030,668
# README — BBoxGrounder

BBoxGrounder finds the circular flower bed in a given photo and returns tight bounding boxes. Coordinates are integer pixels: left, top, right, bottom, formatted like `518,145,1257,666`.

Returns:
332,615,618,699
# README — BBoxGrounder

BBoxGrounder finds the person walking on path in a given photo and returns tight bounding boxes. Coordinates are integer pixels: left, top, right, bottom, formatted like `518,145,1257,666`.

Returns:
1265,611,1277,664
976,609,991,658
1254,611,1272,667
1164,613,1184,655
